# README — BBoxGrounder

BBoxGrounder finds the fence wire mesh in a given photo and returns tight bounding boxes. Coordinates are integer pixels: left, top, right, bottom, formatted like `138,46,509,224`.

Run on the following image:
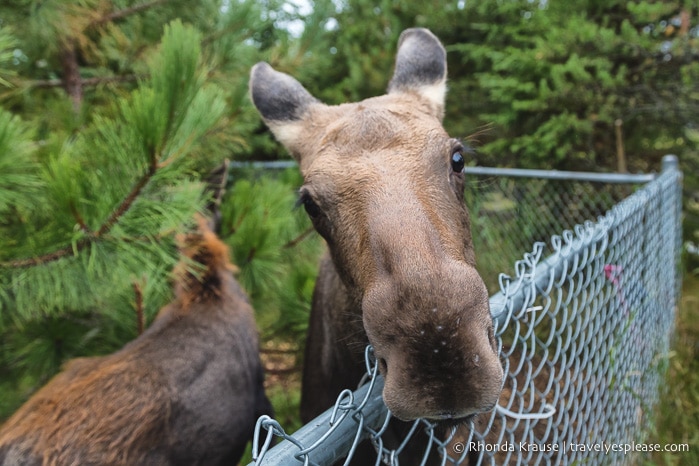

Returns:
464,167,654,292
249,157,682,466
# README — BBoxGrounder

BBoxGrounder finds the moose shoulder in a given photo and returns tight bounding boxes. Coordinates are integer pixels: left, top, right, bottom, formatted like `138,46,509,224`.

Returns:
250,28,503,462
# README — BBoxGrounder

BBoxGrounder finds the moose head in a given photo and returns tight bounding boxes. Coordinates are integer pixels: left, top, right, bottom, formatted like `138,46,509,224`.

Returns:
250,28,503,424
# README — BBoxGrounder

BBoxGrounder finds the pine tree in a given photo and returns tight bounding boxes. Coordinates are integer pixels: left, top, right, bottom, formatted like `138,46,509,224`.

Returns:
0,1,325,420
0,19,230,417
0,0,291,161
427,0,698,172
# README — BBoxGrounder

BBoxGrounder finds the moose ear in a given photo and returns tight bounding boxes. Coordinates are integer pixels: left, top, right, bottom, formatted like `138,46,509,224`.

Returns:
387,28,447,119
249,62,319,157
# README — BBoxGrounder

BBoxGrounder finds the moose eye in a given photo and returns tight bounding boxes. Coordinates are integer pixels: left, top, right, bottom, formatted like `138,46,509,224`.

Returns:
299,193,322,219
451,149,465,173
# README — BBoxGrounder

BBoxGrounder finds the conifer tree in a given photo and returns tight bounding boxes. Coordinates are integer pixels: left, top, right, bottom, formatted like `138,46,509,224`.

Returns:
0,19,229,417
425,0,697,172
0,1,321,420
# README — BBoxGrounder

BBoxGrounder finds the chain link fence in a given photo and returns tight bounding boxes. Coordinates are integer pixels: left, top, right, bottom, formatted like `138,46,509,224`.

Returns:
248,156,683,465
464,167,655,292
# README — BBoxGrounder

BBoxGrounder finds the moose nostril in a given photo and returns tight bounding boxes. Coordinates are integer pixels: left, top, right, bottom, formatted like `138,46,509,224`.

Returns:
487,325,496,349
378,358,388,375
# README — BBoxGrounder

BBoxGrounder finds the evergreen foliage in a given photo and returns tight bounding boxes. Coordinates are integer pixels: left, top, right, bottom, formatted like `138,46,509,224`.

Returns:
219,169,322,342
0,26,16,87
292,0,699,266
441,1,695,171
0,109,38,215
0,18,227,419
2,20,223,314
0,1,320,421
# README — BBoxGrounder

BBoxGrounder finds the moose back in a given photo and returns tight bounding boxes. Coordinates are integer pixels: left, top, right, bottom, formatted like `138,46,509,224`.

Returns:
0,219,272,466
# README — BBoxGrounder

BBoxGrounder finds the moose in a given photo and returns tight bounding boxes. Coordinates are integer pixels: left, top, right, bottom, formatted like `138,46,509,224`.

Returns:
0,217,272,465
250,28,504,463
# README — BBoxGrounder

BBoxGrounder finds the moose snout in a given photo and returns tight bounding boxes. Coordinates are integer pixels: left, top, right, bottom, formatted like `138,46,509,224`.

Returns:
362,268,504,422
377,328,503,422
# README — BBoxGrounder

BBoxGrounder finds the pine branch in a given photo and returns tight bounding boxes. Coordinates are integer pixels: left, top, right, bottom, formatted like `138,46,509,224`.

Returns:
27,74,141,90
1,159,159,269
283,226,316,249
0,229,178,269
201,24,254,47
90,0,169,28
69,202,92,234
1,239,91,268
96,159,158,237
133,281,145,335
2,22,218,273
16,0,166,99
60,42,82,112
205,159,230,234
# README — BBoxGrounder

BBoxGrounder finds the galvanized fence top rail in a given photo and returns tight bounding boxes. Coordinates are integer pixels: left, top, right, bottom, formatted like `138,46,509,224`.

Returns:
248,155,682,466
229,160,656,183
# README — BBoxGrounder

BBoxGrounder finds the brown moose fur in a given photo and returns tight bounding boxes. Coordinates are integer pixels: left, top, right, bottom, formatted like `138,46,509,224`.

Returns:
0,217,272,466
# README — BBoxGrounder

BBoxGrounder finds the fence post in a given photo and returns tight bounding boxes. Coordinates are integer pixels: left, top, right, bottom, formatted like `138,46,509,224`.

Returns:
661,154,679,174
660,154,683,304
